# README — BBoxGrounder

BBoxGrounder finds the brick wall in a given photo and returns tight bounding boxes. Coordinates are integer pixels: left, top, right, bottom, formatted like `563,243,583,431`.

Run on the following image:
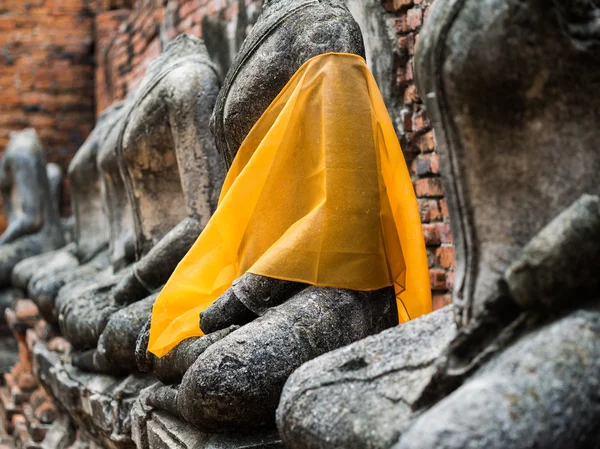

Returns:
381,0,454,308
0,1,101,172
94,0,262,113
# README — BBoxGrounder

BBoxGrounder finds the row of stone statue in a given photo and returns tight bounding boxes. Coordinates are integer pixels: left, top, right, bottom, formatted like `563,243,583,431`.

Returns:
1,0,599,448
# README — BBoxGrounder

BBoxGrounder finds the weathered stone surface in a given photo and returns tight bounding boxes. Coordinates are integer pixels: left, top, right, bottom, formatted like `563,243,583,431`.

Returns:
32,343,156,449
71,102,124,264
0,288,21,337
119,34,221,262
138,325,240,386
28,250,109,324
277,306,455,449
132,385,285,449
93,294,156,374
506,194,600,311
394,307,600,449
142,1,404,433
58,36,223,376
211,0,365,168
150,286,397,431
0,129,64,286
414,0,600,328
56,267,125,350
199,273,305,333
11,244,78,291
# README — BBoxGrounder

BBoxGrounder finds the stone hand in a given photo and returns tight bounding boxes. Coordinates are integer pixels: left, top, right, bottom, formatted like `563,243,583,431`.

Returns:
136,315,239,384
148,285,398,430
199,272,307,334
112,268,150,306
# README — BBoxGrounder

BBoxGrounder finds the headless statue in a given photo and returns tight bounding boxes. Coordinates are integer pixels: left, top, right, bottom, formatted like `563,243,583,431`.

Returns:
136,0,398,431
11,103,124,323
0,129,64,286
278,1,600,448
55,34,222,374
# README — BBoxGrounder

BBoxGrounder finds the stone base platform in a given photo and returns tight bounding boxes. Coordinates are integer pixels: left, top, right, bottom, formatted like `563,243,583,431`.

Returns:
32,345,285,449
0,296,287,449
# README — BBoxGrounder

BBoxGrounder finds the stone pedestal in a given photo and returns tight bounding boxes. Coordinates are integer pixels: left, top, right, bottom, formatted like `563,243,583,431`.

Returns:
131,386,284,449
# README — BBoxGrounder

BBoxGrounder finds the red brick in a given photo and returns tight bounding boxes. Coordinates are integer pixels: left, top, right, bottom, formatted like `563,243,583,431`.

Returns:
440,199,450,220
422,223,441,246
406,8,423,30
437,223,454,244
446,270,456,290
412,109,431,132
435,246,455,269
404,85,420,105
415,153,439,176
429,269,447,291
417,131,436,152
415,178,444,198
398,33,415,56
433,293,452,310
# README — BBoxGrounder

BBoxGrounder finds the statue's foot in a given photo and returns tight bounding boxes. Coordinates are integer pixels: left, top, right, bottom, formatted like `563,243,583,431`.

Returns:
394,307,600,449
11,245,78,291
0,234,45,287
148,285,397,431
75,294,156,374
29,249,109,324
138,323,240,385
277,306,456,449
55,269,127,350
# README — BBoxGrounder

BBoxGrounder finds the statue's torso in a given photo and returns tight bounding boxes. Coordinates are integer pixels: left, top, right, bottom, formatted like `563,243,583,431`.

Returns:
415,0,600,325
69,104,123,263
97,116,136,271
120,58,220,258
212,0,365,166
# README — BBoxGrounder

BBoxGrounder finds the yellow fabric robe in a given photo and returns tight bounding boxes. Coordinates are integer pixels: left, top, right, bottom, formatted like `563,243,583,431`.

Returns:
148,52,432,358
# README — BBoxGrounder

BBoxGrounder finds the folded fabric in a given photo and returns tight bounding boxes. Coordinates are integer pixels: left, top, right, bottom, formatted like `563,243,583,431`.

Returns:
148,52,432,358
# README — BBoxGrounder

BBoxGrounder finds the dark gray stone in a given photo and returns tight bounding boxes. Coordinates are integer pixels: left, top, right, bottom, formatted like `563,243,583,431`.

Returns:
210,0,365,168
92,294,157,374
0,129,64,286
138,324,240,385
277,1,600,448
506,194,600,311
394,307,600,449
59,36,223,372
144,1,402,432
150,286,397,431
19,102,124,323
32,342,157,449
199,273,306,333
11,243,78,291
29,249,109,324
71,102,124,263
56,267,125,350
414,0,600,329
131,385,284,449
277,306,455,449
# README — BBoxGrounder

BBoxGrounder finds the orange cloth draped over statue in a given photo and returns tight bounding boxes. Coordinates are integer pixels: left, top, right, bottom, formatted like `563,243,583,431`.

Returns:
148,52,432,358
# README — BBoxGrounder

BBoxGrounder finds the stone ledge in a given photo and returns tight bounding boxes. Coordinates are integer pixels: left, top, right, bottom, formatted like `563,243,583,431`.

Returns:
131,385,285,449
32,343,156,449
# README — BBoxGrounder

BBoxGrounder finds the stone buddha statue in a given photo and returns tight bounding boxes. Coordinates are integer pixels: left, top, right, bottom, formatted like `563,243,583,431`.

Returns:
55,34,222,373
277,1,600,448
10,103,124,323
136,0,399,431
0,129,65,286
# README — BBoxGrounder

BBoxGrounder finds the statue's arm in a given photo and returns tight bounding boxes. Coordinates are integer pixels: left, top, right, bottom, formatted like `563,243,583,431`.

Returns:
0,158,43,244
113,217,202,305
114,67,221,305
169,64,223,224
